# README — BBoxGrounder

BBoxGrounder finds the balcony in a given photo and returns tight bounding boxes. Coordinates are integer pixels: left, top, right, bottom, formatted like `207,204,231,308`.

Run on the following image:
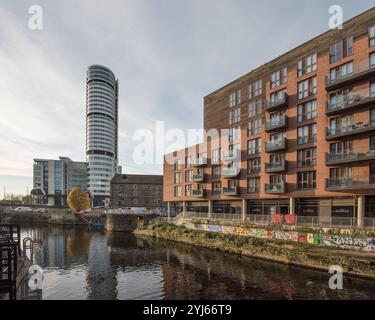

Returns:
297,159,317,168
297,136,316,146
265,115,288,132
265,138,288,153
192,189,205,197
222,149,241,162
326,150,375,165
326,94,375,116
265,182,286,194
326,120,375,141
192,157,207,167
266,93,288,112
192,173,206,182
325,179,375,191
265,161,287,173
325,63,375,92
222,187,239,196
223,167,241,179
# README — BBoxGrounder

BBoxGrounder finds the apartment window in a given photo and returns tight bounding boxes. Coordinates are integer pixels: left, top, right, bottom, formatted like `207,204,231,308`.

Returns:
229,90,241,107
211,149,220,164
297,53,317,77
212,165,221,179
185,170,193,183
229,108,241,125
271,67,288,88
297,147,316,167
248,99,263,117
248,138,261,156
298,123,317,145
270,174,284,184
174,186,182,197
297,77,317,99
270,153,284,165
185,156,192,168
330,167,352,180
247,158,261,174
371,52,375,67
371,81,375,97
185,185,192,197
371,136,375,150
329,36,353,64
174,172,181,184
297,171,316,190
330,141,353,155
329,62,353,83
329,115,353,133
270,89,286,104
229,127,241,142
212,181,221,194
297,100,317,122
248,118,262,136
249,79,263,99
329,88,353,108
173,160,180,171
247,177,260,193
370,26,375,47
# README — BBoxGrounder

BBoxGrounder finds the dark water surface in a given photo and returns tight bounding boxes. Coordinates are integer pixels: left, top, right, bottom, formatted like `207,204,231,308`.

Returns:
18,223,375,300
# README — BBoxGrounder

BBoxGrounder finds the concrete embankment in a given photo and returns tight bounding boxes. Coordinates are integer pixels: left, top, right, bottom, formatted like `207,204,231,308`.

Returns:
134,222,375,280
0,211,103,225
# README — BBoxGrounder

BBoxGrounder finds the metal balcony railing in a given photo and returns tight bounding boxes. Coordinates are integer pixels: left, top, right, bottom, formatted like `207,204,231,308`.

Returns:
265,115,287,132
264,182,286,193
222,187,239,196
297,159,317,168
326,62,375,91
265,138,287,153
192,189,205,197
222,149,241,161
192,173,206,182
326,150,375,165
326,120,375,140
326,94,375,116
325,178,375,191
266,93,288,111
265,161,287,173
223,167,241,178
191,157,207,167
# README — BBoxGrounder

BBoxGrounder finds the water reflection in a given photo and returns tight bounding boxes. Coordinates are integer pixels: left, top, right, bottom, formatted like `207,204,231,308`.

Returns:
19,223,375,300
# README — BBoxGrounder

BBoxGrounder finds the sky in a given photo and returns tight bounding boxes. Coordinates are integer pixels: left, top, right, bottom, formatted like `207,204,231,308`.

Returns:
0,0,374,196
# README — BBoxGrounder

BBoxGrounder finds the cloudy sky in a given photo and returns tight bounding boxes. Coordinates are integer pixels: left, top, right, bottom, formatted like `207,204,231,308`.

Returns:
0,0,373,196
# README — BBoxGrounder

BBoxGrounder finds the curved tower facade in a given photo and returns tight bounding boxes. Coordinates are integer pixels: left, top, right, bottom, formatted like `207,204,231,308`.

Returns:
86,65,119,205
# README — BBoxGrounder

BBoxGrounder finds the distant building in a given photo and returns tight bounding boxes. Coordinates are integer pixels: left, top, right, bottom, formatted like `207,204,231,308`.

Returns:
86,65,120,206
110,174,163,209
31,157,88,206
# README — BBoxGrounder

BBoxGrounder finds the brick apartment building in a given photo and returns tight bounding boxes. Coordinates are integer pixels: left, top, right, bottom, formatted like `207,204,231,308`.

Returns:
163,8,375,225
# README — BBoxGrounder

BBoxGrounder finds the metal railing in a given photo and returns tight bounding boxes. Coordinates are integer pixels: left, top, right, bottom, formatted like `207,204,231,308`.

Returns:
265,138,287,152
265,161,287,173
326,94,375,114
223,167,241,178
222,187,239,196
326,178,375,190
265,115,287,131
264,182,286,193
326,150,375,164
180,212,375,230
326,120,375,139
191,157,208,167
266,93,288,111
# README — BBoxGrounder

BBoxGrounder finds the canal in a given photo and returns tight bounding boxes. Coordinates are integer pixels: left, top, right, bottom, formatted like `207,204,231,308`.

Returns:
18,223,375,300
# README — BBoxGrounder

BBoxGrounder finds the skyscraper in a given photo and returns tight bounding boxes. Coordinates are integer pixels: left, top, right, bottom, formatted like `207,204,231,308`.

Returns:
86,65,119,206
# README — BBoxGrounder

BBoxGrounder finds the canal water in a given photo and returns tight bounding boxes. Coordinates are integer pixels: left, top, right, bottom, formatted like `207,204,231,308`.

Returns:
18,223,375,300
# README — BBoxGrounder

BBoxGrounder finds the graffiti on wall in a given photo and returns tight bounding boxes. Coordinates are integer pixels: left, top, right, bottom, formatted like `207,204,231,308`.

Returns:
193,223,375,252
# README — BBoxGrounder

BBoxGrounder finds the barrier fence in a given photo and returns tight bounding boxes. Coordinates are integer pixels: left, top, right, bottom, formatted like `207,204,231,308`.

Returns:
180,212,375,230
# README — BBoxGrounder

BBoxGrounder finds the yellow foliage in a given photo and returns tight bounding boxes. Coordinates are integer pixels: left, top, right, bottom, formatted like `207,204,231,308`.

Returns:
67,187,91,213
